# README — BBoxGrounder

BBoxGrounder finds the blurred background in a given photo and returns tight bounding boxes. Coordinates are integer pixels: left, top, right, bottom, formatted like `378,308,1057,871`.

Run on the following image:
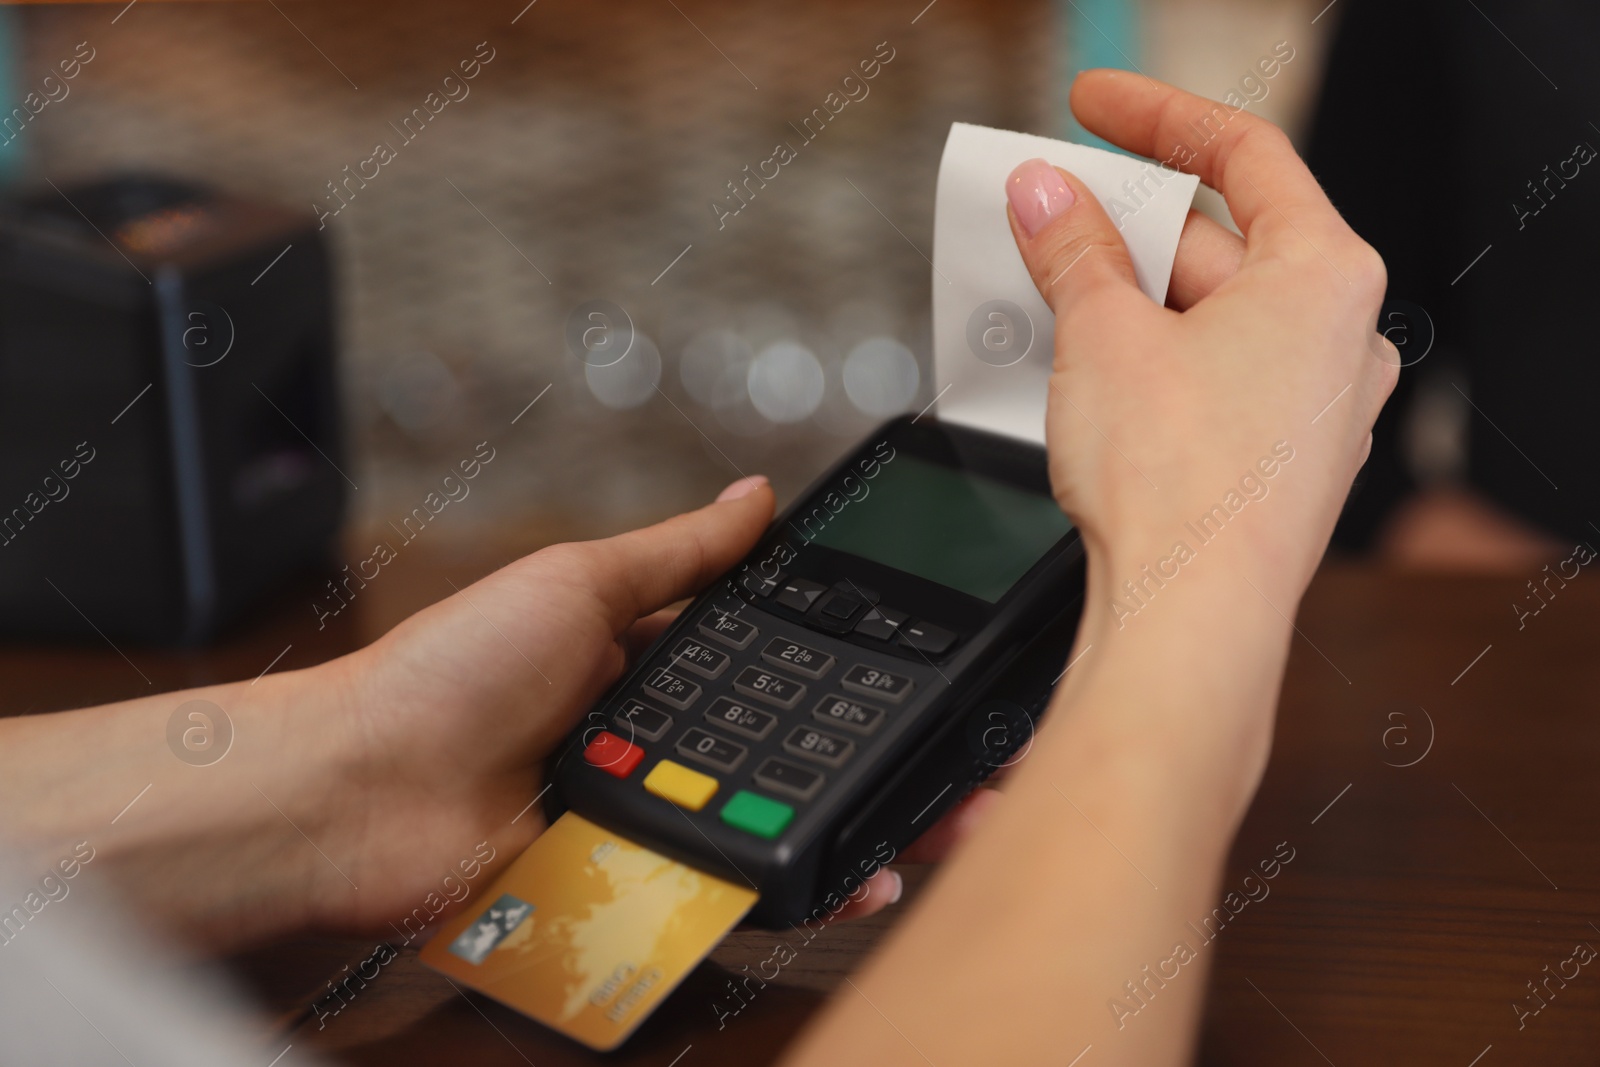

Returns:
5,0,1321,548
2,0,1592,649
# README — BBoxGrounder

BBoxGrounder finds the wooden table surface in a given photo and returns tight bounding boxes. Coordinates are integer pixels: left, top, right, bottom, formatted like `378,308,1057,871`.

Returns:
5,541,1598,1065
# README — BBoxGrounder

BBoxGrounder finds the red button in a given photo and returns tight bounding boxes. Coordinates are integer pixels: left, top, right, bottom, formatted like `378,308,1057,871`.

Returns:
583,730,644,778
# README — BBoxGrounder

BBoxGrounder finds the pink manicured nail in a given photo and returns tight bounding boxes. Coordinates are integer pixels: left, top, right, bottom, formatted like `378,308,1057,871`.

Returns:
884,870,904,905
716,475,768,502
1006,158,1075,237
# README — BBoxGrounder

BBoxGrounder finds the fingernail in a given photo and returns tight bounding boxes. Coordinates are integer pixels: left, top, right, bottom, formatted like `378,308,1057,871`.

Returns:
885,870,903,905
716,475,768,502
1006,158,1075,238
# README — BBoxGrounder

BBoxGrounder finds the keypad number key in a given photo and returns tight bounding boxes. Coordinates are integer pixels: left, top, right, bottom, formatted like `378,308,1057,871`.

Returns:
704,697,778,741
841,663,915,703
783,725,855,768
733,665,806,710
761,637,835,680
675,727,748,772
812,694,885,735
698,608,758,650
669,638,730,680
642,667,701,710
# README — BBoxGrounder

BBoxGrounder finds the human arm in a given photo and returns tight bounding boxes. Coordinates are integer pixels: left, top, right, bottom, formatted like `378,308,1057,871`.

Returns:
0,479,780,947
779,69,1396,1067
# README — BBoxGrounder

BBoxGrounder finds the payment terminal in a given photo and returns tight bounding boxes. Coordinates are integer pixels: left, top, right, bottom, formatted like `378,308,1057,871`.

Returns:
546,415,1085,928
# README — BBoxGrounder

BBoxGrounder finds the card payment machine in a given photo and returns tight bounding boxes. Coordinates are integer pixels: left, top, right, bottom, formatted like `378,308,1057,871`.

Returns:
547,416,1086,927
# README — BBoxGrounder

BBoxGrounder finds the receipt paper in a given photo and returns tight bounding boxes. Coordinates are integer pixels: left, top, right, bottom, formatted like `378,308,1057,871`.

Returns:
931,122,1200,444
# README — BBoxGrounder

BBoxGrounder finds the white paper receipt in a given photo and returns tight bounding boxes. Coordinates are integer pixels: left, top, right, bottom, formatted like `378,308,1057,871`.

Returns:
931,122,1200,445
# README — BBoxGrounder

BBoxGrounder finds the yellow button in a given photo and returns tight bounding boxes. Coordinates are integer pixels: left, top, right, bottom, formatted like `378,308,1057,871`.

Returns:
643,759,719,811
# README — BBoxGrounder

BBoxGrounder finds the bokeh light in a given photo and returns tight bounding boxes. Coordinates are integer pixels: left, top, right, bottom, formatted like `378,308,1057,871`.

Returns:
843,336,919,416
679,328,755,410
747,340,824,423
585,333,661,410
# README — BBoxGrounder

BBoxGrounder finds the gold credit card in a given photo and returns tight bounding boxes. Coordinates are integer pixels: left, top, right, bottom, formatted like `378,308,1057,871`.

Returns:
420,811,758,1050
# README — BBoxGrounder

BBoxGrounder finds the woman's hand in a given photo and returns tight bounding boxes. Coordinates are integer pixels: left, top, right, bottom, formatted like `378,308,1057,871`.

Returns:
1,475,966,951
311,473,936,933
299,475,779,934
1008,70,1397,629
782,71,1399,1067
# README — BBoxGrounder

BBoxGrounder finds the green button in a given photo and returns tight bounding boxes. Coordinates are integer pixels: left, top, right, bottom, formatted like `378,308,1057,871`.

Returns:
720,790,794,839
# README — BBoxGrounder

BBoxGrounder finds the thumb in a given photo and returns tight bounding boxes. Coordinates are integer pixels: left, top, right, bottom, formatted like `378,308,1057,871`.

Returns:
576,475,774,632
1005,158,1141,328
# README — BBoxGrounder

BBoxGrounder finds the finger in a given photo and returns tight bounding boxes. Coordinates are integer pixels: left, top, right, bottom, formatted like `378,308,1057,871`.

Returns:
830,868,904,923
1004,159,1146,330
1168,208,1245,310
896,787,1002,864
1069,68,1345,253
623,606,682,663
571,476,774,633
